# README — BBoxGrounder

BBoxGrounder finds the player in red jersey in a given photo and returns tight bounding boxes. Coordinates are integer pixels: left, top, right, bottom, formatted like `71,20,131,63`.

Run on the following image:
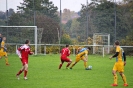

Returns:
59,44,72,69
16,40,34,80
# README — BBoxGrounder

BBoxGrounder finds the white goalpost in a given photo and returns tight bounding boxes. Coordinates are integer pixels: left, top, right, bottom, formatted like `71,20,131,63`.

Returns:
93,33,110,57
0,26,38,55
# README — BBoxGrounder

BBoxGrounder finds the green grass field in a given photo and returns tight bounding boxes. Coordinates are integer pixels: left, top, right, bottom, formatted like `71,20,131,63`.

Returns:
0,54,133,88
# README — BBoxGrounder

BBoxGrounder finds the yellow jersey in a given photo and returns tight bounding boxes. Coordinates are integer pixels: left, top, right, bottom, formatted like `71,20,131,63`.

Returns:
77,50,88,57
0,41,5,52
116,46,122,62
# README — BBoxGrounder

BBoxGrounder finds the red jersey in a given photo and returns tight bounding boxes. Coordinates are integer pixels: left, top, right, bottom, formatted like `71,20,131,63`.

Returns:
17,44,32,59
61,47,70,56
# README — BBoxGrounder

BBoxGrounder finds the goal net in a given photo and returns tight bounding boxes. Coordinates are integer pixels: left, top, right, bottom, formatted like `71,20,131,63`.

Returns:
93,33,110,56
0,26,37,55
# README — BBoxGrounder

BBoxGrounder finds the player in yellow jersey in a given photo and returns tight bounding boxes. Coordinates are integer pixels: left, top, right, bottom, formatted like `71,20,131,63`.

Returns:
0,33,2,58
0,37,9,65
70,47,91,70
109,40,128,87
0,33,2,48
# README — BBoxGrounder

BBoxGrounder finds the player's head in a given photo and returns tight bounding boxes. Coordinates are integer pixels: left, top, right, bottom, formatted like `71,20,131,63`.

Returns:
114,40,120,46
87,47,91,51
3,37,6,41
0,33,1,37
25,40,30,45
66,44,69,47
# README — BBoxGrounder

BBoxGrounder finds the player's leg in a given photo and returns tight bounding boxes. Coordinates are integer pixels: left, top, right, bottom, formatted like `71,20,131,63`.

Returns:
16,66,25,75
70,56,80,69
0,54,2,59
111,63,118,86
4,53,9,65
81,56,88,69
59,59,64,69
24,63,28,80
0,51,2,59
65,58,72,69
16,59,25,79
70,62,77,69
119,72,128,86
112,70,118,86
118,62,128,86
16,66,25,80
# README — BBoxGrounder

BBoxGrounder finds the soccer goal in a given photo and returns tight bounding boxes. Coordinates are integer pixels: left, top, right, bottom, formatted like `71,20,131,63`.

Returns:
93,33,110,57
0,26,38,55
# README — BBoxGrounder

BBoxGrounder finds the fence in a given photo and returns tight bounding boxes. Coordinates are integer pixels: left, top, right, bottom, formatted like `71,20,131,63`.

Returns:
6,43,133,57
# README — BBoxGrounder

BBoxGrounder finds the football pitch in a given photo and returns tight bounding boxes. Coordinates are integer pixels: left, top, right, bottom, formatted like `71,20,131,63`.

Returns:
0,54,133,88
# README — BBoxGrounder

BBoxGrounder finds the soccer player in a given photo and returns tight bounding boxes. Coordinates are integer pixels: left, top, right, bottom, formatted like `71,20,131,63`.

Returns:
0,33,2,47
0,37,9,65
0,33,2,58
59,44,72,69
70,47,91,70
16,40,34,80
109,40,128,87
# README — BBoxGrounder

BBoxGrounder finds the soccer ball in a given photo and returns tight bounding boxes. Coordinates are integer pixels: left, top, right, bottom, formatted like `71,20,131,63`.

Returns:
88,65,92,70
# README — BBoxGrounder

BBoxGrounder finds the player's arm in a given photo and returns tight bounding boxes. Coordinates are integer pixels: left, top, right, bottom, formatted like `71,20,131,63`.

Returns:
29,51,34,55
76,47,81,54
4,47,7,52
0,37,2,43
2,46,7,51
16,48,22,59
1,42,4,48
29,49,34,55
109,52,119,60
4,44,7,52
112,52,119,58
1,42,7,51
123,52,126,66
67,49,71,56
110,46,120,59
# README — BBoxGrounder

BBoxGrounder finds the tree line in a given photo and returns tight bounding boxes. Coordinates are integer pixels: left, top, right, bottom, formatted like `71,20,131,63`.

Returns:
0,0,133,46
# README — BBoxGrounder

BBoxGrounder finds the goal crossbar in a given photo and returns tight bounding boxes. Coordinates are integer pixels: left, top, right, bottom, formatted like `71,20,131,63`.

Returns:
0,26,38,55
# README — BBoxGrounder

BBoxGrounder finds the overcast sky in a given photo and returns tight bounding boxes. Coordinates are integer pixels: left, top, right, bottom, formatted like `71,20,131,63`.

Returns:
0,0,122,12
0,0,91,12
